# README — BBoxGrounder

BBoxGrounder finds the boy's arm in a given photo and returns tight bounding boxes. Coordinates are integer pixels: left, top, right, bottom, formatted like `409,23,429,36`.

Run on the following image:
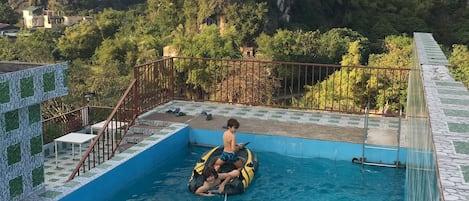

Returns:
218,174,233,193
195,183,215,196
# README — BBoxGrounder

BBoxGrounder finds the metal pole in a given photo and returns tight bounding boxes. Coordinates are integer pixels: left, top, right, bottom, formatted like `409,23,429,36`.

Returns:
361,105,369,166
396,105,402,167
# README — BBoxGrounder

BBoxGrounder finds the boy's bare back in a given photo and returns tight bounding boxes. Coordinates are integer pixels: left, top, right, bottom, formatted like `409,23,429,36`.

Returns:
223,130,236,152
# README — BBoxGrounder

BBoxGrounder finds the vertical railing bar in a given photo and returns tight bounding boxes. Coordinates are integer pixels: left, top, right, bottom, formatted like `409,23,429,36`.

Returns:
290,63,293,107
244,59,247,104
325,66,329,111
303,64,307,109
297,64,301,108
317,64,321,110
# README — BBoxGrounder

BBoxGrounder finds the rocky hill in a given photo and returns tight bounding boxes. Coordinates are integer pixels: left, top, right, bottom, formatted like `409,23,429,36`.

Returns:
8,0,42,12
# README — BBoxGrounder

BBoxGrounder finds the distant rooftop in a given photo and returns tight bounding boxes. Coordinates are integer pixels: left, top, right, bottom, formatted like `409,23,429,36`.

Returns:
0,62,44,74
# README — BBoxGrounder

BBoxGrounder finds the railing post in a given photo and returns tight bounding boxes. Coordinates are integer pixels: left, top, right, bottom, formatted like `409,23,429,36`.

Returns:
81,106,89,127
133,66,139,116
170,57,174,100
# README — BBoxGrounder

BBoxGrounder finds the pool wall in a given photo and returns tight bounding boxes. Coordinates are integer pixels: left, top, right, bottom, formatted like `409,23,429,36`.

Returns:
60,126,190,201
189,128,407,164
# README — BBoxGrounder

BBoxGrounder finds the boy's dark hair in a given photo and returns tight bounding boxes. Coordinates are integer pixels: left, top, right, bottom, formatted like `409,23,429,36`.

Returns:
227,118,240,129
202,166,218,181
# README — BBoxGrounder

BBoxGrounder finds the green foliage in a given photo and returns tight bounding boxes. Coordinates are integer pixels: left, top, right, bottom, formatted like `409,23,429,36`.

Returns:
368,35,413,68
93,37,138,76
87,61,133,106
341,41,365,66
0,3,18,24
226,2,268,46
57,21,102,60
94,8,126,40
42,123,63,144
182,0,199,35
318,28,368,64
14,29,62,63
174,25,241,59
0,37,16,61
256,29,321,63
256,28,367,64
427,1,469,46
289,0,433,47
448,44,469,88
147,0,183,36
298,35,411,113
366,35,412,111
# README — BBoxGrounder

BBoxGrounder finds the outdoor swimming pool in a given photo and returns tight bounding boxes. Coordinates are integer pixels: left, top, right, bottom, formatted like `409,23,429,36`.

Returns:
107,146,405,201
60,126,406,201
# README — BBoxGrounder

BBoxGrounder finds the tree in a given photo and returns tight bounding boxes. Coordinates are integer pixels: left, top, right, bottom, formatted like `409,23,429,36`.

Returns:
0,36,17,61
182,0,199,35
225,2,268,47
93,36,138,76
14,29,62,63
256,29,321,63
94,8,126,40
448,44,469,88
146,0,182,36
298,40,368,112
341,41,365,66
317,28,368,64
171,25,241,99
174,24,241,59
57,21,102,60
0,3,19,24
297,35,411,113
366,35,412,112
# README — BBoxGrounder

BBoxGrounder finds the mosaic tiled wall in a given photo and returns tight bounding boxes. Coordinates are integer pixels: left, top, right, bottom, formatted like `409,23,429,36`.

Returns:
410,33,469,201
0,63,68,201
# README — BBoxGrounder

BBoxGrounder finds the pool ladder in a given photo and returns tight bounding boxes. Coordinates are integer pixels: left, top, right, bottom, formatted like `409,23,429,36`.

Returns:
354,105,402,168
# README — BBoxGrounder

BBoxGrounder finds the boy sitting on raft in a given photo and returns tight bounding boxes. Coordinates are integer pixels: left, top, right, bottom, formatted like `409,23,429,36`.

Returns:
214,118,245,171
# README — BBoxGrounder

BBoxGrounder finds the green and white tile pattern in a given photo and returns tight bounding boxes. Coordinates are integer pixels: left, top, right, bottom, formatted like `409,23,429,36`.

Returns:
155,100,400,130
0,63,68,201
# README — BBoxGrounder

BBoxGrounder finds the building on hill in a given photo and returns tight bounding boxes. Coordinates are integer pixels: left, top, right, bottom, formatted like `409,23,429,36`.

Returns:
22,6,43,28
0,23,20,37
22,7,93,29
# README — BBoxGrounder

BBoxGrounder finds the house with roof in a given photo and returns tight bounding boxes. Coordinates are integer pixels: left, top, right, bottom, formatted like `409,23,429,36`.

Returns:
22,6,44,28
23,7,93,29
0,23,19,37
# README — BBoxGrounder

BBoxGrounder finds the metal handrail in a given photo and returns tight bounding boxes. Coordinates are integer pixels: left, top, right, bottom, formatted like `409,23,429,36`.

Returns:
136,57,410,115
67,79,138,181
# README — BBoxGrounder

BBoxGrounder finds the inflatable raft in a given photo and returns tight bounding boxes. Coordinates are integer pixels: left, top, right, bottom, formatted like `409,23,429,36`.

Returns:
188,145,258,195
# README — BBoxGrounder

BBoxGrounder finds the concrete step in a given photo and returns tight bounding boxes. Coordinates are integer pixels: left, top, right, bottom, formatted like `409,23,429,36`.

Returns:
127,124,165,135
122,133,150,144
135,118,172,127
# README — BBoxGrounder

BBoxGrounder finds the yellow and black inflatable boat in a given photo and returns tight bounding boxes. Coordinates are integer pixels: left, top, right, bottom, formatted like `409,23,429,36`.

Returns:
188,144,258,195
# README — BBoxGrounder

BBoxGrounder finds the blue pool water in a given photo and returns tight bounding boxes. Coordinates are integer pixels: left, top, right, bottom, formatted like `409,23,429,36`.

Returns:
108,145,405,201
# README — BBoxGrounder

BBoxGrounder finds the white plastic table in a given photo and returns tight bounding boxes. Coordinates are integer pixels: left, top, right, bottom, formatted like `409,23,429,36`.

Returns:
90,120,127,143
54,133,96,167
